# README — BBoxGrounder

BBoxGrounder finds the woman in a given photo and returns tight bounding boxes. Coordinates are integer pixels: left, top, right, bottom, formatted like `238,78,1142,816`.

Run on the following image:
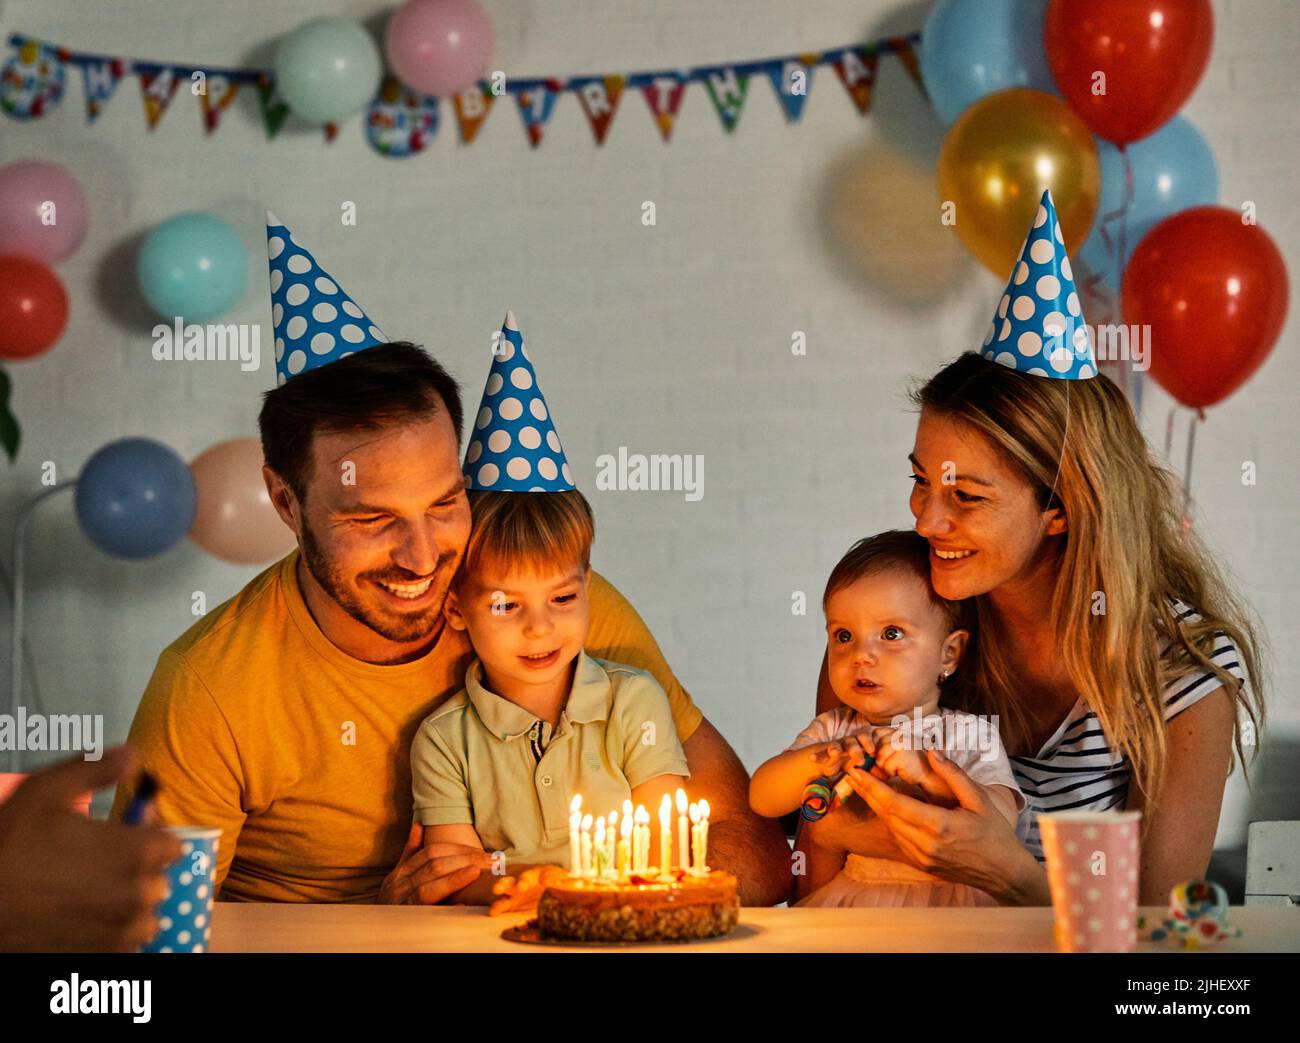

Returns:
798,351,1266,906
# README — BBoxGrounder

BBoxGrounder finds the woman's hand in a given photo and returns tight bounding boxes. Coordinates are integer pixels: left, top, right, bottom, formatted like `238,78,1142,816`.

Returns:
843,748,1049,906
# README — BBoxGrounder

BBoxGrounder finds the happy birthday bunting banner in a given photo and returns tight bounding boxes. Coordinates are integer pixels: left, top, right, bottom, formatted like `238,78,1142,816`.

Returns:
137,65,180,129
571,74,624,145
700,65,751,133
452,84,494,143
632,72,686,142
829,45,879,114
766,54,819,122
81,57,125,122
4,31,925,153
198,73,240,134
513,78,564,147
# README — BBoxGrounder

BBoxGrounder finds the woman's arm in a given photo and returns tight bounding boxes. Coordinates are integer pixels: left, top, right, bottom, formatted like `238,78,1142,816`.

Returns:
1125,685,1235,905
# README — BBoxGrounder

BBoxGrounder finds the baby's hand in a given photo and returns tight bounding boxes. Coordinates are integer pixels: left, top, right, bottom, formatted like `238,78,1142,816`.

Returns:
871,729,959,807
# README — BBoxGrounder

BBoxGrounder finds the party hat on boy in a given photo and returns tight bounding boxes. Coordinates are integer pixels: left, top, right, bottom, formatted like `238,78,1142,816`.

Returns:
463,311,575,492
980,189,1096,380
265,210,387,386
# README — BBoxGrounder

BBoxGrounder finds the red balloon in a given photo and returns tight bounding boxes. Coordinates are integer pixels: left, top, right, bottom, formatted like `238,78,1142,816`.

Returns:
0,255,69,360
1045,0,1214,146
1122,207,1288,409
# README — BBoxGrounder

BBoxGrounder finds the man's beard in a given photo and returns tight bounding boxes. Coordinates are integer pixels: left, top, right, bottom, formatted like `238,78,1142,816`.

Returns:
299,519,454,645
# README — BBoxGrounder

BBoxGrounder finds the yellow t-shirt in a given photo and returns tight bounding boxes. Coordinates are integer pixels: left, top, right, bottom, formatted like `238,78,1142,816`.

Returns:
111,549,702,903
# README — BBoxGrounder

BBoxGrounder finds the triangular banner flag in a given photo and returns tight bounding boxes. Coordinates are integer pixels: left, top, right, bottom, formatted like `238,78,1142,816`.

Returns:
700,65,750,133
80,57,126,122
830,45,879,114
633,72,686,142
765,54,817,122
513,78,563,148
571,74,624,145
138,65,180,129
890,36,926,96
256,73,289,139
197,73,239,134
452,84,494,143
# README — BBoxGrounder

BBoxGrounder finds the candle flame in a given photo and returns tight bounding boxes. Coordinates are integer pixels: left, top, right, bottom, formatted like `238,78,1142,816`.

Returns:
660,793,672,815
689,802,701,823
569,811,581,828
595,816,606,839
610,809,618,827
699,799,710,819
622,798,634,819
621,813,633,837
570,794,582,813
676,788,687,812
635,805,650,824
581,814,593,830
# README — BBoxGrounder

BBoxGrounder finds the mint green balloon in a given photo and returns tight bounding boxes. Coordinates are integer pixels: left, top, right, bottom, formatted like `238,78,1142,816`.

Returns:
274,17,381,124
137,213,247,323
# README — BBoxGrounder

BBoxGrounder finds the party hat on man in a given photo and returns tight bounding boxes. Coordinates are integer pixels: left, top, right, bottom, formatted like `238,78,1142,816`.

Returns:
980,189,1096,379
265,210,387,385
463,311,575,491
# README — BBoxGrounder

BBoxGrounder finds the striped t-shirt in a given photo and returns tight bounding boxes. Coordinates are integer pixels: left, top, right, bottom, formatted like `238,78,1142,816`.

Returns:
1011,599,1246,862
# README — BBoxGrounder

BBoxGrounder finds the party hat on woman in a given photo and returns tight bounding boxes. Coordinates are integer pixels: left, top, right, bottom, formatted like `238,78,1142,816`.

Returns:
463,311,575,491
980,189,1097,379
265,210,387,385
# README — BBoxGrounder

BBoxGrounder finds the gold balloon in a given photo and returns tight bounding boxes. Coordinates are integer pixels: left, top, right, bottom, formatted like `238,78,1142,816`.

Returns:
938,88,1100,276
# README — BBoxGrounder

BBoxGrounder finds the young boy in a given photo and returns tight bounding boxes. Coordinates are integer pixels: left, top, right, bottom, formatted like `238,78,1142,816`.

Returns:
409,314,688,908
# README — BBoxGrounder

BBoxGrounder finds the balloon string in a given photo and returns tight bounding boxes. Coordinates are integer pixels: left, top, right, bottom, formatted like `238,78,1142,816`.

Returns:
1165,406,1176,461
1182,410,1200,518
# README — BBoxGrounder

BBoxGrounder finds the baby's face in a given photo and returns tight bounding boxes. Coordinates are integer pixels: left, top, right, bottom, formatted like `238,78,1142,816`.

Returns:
449,558,591,699
824,568,955,725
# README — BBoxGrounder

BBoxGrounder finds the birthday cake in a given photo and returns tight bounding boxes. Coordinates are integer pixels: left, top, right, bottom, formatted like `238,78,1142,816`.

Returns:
537,868,739,943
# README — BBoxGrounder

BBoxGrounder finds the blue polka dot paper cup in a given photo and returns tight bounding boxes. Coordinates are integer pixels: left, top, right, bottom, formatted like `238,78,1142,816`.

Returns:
140,827,220,954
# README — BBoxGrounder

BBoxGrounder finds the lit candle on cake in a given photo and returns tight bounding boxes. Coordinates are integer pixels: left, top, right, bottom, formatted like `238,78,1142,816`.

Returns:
617,812,633,879
569,795,582,876
605,811,617,877
594,815,607,878
698,799,710,872
659,794,672,876
580,813,594,877
676,787,689,870
689,802,703,876
634,805,650,872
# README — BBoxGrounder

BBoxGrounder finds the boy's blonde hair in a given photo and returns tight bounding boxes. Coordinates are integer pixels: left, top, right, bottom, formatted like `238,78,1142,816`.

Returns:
459,489,595,584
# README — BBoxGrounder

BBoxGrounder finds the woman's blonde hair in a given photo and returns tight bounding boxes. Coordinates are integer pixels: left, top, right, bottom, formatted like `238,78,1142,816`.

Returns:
911,352,1266,814
459,489,595,583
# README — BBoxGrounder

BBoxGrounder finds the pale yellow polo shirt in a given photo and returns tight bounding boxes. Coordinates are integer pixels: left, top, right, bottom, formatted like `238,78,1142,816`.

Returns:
411,651,690,868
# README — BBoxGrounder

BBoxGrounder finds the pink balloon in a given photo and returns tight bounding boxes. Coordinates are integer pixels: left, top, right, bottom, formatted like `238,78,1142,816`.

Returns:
0,161,89,264
385,0,493,96
189,438,297,566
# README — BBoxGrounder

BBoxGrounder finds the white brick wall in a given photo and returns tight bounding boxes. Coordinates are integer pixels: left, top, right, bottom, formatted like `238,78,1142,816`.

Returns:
0,0,1295,847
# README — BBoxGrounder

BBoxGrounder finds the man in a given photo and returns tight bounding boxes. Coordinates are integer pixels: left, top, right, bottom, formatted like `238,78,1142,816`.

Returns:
113,213,788,905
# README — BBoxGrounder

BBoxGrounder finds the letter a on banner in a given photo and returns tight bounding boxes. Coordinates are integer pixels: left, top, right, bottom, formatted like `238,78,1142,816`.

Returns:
633,72,686,142
453,83,494,143
700,65,750,133
513,78,563,147
571,74,624,144
138,64,180,128
830,45,879,114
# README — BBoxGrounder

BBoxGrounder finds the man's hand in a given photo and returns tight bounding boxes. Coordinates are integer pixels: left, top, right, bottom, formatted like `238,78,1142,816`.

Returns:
377,824,497,905
0,747,183,952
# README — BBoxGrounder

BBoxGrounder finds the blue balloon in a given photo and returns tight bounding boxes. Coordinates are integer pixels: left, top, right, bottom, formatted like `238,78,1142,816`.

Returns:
920,0,1059,125
75,438,197,560
1077,117,1219,291
137,212,247,323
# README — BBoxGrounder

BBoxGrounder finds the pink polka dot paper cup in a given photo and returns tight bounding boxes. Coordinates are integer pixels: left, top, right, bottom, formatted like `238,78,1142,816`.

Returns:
1039,810,1141,953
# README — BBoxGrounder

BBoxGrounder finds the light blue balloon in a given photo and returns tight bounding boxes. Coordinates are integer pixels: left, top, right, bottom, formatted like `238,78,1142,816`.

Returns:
274,17,381,124
920,0,1059,125
1077,117,1219,291
137,213,247,323
74,438,197,560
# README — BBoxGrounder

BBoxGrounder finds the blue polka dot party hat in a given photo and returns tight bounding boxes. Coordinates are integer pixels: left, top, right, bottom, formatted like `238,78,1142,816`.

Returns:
265,210,387,386
980,189,1097,380
464,311,575,492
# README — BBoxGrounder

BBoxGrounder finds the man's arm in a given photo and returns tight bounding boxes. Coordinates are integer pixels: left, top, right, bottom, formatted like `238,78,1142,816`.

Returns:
108,649,247,892
681,716,791,906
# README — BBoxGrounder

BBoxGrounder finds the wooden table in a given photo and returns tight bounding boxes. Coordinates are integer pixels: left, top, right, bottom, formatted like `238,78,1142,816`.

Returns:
210,903,1300,953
